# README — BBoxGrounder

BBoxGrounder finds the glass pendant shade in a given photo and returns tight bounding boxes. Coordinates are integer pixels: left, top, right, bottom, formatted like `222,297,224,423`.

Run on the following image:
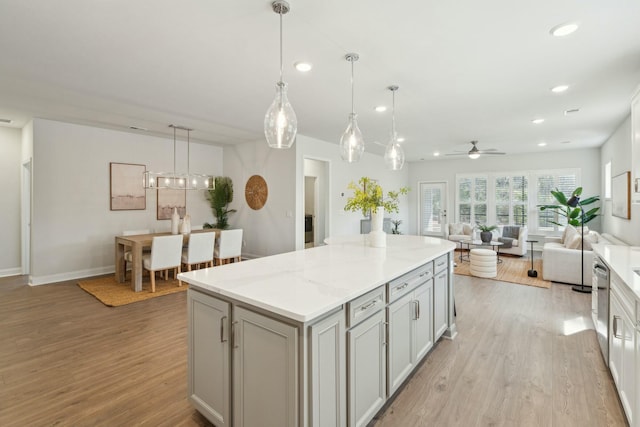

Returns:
264,81,297,149
384,137,405,171
340,113,365,163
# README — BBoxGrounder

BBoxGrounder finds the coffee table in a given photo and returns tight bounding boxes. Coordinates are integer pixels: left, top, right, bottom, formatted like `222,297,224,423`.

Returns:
458,240,504,263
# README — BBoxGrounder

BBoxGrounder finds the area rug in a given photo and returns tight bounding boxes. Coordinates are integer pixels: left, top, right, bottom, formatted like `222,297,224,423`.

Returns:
454,255,551,289
77,275,188,307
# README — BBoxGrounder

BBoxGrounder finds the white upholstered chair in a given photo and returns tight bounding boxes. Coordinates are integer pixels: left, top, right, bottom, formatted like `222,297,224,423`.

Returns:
122,229,152,277
182,232,216,271
214,229,243,265
142,235,183,292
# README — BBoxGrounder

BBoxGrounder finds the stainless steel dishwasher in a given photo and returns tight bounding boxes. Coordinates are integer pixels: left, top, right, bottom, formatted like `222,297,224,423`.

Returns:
593,256,610,365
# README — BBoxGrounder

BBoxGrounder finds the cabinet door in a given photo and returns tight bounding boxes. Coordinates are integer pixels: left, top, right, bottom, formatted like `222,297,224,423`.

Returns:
387,292,414,396
433,270,448,339
233,307,299,427
620,308,635,425
413,282,434,362
348,310,386,427
610,293,624,388
310,310,346,427
187,290,231,427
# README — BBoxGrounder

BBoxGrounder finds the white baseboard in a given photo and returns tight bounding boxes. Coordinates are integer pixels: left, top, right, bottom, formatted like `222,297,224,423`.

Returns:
0,267,22,278
30,266,115,286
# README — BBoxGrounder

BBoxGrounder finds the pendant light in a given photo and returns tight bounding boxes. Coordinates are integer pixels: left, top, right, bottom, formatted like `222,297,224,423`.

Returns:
339,53,365,163
143,125,213,190
384,85,405,170
264,0,297,149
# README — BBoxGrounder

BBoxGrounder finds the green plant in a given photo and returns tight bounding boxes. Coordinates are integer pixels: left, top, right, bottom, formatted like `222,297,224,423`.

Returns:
343,177,409,217
537,187,599,227
204,176,237,229
391,219,403,235
475,223,497,232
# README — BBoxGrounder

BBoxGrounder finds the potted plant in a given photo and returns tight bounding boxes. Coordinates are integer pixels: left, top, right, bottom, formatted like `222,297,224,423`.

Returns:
476,223,497,243
204,176,237,230
343,177,409,218
537,187,600,227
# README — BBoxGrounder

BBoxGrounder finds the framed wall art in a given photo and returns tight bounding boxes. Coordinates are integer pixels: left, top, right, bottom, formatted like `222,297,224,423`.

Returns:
612,171,631,219
110,162,146,210
157,188,186,220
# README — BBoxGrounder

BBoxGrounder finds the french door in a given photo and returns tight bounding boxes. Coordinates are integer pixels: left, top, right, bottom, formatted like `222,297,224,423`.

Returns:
419,182,447,237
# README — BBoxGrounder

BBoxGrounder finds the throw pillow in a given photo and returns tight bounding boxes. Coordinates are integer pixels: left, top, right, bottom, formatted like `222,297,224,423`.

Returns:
462,223,474,235
502,226,520,240
449,223,464,235
583,231,599,251
563,225,578,247
565,233,582,250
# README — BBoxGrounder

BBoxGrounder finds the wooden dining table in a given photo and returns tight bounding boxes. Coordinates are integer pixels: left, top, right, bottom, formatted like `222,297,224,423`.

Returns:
115,229,221,292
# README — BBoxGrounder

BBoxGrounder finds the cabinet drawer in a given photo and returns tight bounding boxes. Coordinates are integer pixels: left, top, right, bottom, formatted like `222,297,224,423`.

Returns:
347,286,386,328
388,263,433,303
434,254,448,274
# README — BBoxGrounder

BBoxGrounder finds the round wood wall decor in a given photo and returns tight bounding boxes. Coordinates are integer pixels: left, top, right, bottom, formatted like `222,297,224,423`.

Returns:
245,175,268,210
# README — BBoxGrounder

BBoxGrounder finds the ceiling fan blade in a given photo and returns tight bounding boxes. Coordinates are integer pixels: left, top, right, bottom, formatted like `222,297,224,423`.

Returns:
476,151,506,155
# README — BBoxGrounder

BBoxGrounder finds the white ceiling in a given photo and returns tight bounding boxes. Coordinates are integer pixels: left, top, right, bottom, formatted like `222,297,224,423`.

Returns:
1,0,639,160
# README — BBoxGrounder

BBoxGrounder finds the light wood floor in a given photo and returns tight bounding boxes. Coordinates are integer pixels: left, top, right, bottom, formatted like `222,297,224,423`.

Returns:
0,273,627,426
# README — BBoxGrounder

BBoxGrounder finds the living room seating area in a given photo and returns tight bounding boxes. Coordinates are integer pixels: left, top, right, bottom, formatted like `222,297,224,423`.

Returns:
444,222,528,256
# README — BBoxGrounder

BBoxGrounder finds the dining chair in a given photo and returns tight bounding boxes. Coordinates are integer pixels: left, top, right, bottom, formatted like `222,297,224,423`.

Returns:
142,234,183,292
182,232,216,271
214,229,243,266
122,229,152,277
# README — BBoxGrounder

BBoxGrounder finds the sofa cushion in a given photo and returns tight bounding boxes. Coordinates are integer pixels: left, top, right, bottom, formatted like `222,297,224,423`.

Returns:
565,233,582,249
449,234,472,242
462,223,474,235
563,225,578,248
502,226,520,240
449,223,464,235
498,236,514,248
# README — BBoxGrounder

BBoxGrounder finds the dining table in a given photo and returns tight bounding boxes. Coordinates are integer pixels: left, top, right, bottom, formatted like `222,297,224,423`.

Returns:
115,229,221,292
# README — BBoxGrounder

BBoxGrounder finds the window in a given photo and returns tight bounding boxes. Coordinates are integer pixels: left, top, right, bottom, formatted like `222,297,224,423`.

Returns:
605,161,611,199
455,169,579,234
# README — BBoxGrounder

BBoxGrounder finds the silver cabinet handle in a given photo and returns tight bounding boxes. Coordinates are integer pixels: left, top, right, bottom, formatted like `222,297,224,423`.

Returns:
613,315,622,339
232,320,239,348
412,300,419,320
360,299,378,311
395,283,409,291
417,300,421,320
220,316,228,342
438,273,447,280
382,321,388,346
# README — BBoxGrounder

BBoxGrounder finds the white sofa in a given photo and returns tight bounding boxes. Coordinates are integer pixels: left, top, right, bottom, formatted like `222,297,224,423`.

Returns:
444,223,528,256
542,226,627,285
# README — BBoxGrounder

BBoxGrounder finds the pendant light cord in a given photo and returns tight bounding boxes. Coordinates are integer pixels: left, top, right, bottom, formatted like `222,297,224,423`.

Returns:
350,59,355,115
173,126,177,175
279,9,283,84
187,129,191,175
391,90,397,138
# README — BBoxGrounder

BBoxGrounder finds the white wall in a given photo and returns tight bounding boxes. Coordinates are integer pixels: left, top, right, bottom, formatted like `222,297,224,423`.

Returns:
0,126,22,276
223,139,296,258
304,158,328,245
600,115,640,245
407,148,602,240
29,119,223,284
296,135,410,248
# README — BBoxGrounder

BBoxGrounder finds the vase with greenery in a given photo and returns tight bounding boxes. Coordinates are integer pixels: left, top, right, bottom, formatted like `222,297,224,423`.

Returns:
475,223,497,243
537,187,599,228
343,177,409,217
204,176,236,230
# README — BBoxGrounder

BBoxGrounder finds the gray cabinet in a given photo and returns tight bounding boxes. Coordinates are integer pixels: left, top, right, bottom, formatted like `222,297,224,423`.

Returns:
348,309,386,427
310,309,346,427
387,282,433,396
433,269,449,340
610,282,635,425
233,306,299,427
187,289,231,427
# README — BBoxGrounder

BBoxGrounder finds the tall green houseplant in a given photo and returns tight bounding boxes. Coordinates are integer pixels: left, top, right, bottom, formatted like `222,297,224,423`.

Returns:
204,176,236,229
537,187,599,227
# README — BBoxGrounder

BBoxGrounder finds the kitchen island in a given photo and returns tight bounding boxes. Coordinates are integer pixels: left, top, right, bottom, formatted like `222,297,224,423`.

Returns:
178,234,456,427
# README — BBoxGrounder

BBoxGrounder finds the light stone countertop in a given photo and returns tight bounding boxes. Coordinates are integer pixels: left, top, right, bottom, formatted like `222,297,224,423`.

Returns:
178,234,456,323
593,244,640,299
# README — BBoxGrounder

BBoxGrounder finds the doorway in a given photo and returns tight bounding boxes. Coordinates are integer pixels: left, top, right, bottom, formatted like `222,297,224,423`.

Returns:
21,159,31,275
418,181,447,237
303,158,330,248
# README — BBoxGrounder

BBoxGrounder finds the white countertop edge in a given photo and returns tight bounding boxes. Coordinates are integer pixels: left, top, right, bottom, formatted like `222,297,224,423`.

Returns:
179,236,456,323
593,243,640,300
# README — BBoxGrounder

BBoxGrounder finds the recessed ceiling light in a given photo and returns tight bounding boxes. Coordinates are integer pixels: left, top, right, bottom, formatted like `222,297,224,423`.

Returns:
550,22,579,37
551,85,569,93
532,118,545,124
433,152,440,157
397,137,405,143
538,142,547,147
564,108,580,115
0,118,13,124
294,61,312,72
375,106,387,112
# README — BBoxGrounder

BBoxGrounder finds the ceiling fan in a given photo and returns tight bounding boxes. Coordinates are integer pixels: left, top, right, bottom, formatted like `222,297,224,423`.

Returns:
445,140,506,159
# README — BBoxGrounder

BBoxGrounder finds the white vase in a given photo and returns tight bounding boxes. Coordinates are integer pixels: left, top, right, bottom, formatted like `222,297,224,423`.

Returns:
171,207,180,235
369,206,386,247
181,214,191,235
